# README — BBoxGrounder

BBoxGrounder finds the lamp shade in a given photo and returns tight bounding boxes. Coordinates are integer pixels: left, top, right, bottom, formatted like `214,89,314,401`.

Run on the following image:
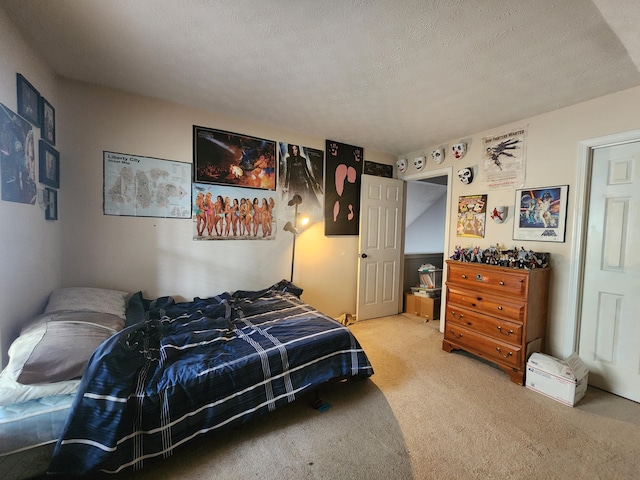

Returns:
288,194,302,206
284,221,299,235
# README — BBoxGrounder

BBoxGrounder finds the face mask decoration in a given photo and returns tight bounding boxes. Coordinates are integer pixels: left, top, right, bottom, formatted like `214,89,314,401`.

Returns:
431,148,444,164
396,158,407,173
452,142,467,159
458,167,474,184
491,206,507,223
414,156,425,171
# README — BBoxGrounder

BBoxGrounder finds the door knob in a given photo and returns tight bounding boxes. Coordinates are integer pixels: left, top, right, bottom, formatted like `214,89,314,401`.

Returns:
361,253,368,258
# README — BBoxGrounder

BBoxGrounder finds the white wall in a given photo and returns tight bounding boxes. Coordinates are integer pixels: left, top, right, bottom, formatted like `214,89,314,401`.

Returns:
57,79,395,320
404,190,446,254
0,8,61,366
400,86,640,357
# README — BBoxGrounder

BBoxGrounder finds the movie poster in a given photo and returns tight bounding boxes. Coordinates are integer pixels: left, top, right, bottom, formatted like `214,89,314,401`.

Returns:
278,142,324,224
193,126,276,191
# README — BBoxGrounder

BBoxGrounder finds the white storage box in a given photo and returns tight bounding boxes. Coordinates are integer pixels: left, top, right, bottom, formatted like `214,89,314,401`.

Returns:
525,353,588,407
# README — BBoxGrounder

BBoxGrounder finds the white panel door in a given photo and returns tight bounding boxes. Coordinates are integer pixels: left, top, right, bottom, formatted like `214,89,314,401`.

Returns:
578,141,640,402
356,175,404,321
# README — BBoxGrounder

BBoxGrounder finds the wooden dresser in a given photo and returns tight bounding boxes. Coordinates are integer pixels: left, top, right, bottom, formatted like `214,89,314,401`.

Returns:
442,260,550,385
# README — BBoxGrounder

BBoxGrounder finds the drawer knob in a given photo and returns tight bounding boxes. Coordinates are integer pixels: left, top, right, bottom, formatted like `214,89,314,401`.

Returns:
451,310,464,320
461,274,467,279
497,326,514,336
496,347,513,358
497,306,503,310
499,281,505,286
450,330,463,338
477,296,483,301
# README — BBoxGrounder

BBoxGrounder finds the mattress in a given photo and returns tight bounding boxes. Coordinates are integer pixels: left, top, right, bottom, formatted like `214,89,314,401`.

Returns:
0,394,74,480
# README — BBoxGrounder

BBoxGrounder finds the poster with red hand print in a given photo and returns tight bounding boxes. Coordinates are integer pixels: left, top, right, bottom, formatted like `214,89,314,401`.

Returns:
324,140,363,235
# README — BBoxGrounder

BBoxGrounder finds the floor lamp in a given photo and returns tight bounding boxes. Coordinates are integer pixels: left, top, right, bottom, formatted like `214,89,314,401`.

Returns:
284,194,303,283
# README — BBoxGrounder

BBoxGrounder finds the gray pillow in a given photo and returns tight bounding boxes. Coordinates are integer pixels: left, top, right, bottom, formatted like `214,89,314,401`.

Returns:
44,287,128,319
6,311,124,385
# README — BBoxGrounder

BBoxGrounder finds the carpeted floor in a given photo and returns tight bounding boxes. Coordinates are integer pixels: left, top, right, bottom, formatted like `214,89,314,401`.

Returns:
45,314,640,479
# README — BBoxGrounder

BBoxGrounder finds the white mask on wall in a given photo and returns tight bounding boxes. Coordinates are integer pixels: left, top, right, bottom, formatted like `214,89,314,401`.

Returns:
431,148,444,164
396,158,407,173
458,167,474,184
414,156,425,170
452,142,467,159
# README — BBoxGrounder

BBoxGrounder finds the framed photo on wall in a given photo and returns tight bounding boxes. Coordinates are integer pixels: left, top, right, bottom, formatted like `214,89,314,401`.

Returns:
39,140,60,188
45,187,58,220
16,73,40,127
0,102,37,204
40,96,56,145
513,185,569,242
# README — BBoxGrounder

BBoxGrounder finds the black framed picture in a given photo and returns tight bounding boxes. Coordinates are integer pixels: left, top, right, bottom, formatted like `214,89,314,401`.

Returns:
39,140,60,188
193,125,276,190
16,73,40,127
45,187,58,220
40,96,56,145
324,139,363,235
513,185,569,242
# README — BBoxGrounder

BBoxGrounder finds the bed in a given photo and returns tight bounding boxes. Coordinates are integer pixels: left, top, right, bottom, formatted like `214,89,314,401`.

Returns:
0,280,373,478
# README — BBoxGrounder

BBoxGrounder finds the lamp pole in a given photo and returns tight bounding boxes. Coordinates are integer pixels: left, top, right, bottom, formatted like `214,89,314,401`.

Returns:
290,201,297,282
285,194,302,283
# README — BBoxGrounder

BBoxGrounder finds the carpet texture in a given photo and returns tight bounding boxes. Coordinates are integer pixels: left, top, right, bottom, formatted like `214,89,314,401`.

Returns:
64,314,640,480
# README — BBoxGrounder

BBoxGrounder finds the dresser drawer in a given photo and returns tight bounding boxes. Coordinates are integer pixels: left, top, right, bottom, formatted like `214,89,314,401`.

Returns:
447,262,528,298
445,305,523,345
444,324,522,369
447,287,525,322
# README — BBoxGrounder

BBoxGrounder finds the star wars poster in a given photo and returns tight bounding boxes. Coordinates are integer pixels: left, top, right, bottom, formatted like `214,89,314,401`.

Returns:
481,127,527,189
513,185,568,242
457,194,487,238
324,140,363,235
193,126,276,190
278,143,324,224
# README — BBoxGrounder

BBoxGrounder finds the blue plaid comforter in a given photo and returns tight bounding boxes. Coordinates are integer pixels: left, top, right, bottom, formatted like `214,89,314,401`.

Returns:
47,282,373,475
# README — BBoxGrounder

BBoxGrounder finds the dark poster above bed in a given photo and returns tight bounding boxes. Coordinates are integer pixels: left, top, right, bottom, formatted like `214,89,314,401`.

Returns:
193,126,276,191
0,102,37,205
324,140,363,235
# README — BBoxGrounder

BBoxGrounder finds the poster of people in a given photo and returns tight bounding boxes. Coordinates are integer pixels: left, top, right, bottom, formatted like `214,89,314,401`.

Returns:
278,142,324,223
457,194,487,238
193,126,276,190
481,126,527,189
0,102,37,204
514,185,568,242
192,183,276,240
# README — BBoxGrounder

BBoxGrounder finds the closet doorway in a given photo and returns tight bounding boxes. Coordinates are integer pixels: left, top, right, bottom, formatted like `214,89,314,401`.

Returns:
402,167,453,332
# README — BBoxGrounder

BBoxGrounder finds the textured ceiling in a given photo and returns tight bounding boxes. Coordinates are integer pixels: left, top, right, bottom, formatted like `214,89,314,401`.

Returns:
2,0,639,155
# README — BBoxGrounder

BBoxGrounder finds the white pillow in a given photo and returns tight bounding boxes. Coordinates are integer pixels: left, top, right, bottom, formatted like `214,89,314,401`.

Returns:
0,370,80,406
45,287,128,319
6,311,124,385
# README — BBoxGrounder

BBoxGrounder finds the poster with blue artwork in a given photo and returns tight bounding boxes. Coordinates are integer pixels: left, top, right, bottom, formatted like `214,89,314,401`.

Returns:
0,102,36,204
